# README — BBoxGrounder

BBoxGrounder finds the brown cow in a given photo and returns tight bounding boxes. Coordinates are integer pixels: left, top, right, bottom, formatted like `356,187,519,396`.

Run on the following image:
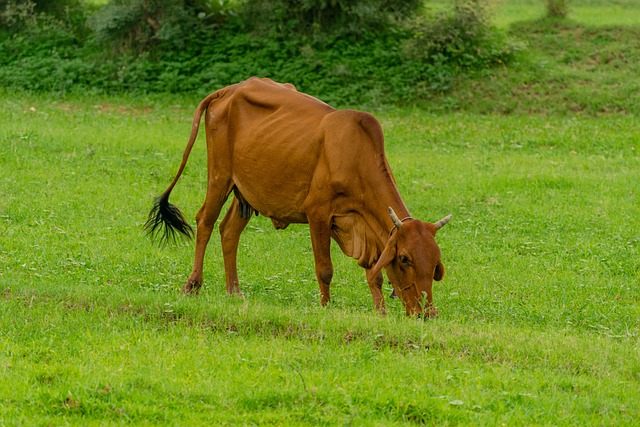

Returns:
146,77,451,317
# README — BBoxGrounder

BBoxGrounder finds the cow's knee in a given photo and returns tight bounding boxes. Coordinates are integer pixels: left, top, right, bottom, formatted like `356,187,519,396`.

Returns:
198,213,216,229
218,219,229,240
195,202,207,221
318,266,333,285
371,272,383,290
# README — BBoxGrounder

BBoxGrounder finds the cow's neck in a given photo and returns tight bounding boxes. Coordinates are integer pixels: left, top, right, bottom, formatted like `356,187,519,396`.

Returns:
368,190,411,245
331,186,410,269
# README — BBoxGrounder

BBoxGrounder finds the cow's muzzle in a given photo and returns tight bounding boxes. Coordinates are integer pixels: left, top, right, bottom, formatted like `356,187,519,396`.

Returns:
397,282,437,318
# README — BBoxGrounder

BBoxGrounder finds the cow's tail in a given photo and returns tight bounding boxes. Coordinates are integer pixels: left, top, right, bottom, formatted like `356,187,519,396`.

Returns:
144,90,225,244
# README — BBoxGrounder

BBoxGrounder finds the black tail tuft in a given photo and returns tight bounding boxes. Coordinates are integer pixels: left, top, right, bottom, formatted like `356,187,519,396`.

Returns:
144,194,194,245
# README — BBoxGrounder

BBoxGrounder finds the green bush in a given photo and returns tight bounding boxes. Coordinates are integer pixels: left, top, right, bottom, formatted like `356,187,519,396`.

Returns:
88,0,227,54
546,0,570,18
0,0,518,106
403,0,522,87
0,0,37,31
0,0,88,36
240,0,421,41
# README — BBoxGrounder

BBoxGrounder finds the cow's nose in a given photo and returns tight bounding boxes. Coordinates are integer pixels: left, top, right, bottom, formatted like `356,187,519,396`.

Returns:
424,306,438,318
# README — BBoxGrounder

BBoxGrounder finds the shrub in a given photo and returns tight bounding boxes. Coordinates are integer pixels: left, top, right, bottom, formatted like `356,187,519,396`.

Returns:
88,0,233,55
0,0,520,106
402,0,521,91
1,0,89,40
0,0,37,31
240,0,421,41
546,0,570,19
34,0,86,29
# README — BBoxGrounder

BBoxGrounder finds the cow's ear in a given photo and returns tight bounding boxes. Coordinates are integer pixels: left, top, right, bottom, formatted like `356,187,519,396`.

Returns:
434,262,445,281
369,236,397,279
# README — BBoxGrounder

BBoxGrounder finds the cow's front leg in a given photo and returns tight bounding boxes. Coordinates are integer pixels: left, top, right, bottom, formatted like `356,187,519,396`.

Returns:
308,220,333,306
219,197,250,296
366,268,386,314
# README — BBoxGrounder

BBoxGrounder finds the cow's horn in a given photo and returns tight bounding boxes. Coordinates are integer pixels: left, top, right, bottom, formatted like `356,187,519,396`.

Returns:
434,214,452,230
388,207,403,229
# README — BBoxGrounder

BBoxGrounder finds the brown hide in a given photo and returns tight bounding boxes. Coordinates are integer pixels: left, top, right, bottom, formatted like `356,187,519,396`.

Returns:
146,77,450,317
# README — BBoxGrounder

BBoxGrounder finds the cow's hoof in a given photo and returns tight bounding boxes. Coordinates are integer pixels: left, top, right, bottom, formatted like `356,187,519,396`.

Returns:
182,280,202,295
226,289,244,299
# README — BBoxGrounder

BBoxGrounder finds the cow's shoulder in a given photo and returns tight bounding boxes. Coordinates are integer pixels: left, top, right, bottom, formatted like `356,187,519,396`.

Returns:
322,109,385,152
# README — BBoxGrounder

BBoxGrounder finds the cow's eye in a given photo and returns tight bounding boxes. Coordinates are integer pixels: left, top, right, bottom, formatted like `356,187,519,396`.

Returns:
399,255,410,264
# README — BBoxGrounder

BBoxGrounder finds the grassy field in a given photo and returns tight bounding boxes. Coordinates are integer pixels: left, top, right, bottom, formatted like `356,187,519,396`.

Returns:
2,2,640,425
1,93,638,424
423,1,640,115
489,0,640,27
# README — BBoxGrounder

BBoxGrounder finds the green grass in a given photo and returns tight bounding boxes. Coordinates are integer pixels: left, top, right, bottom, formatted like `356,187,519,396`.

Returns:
430,0,640,28
2,2,640,423
421,1,640,115
1,92,638,425
488,0,640,27
424,19,640,115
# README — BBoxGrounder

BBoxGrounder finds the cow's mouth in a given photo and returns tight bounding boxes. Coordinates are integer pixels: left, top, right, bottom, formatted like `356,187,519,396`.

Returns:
395,282,437,317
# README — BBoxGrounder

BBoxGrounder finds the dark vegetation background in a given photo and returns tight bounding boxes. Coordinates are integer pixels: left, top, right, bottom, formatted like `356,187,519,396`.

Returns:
0,0,520,106
2,0,636,114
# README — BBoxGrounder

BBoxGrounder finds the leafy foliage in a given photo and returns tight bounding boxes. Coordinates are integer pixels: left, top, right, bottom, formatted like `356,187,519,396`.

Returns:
403,0,522,92
0,0,88,35
0,0,516,106
0,0,37,31
240,0,421,41
88,0,229,54
546,0,570,18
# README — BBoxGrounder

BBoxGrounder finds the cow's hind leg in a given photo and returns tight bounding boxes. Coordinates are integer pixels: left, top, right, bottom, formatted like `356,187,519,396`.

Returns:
183,179,233,294
219,197,251,296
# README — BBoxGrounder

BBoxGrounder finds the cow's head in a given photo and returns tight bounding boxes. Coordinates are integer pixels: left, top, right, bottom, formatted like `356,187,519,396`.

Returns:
370,207,451,318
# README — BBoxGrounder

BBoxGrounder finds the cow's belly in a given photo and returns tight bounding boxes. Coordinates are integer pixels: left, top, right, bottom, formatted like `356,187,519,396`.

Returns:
231,143,316,224
226,105,328,223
